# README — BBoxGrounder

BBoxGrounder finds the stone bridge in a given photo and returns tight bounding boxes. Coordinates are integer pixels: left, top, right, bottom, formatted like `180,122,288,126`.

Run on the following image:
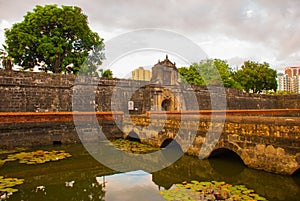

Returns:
0,110,299,175
123,110,300,175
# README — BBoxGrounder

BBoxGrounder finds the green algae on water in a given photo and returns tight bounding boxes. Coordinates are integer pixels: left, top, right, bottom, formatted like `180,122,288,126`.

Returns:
159,180,268,201
4,150,72,165
111,139,160,154
0,176,24,199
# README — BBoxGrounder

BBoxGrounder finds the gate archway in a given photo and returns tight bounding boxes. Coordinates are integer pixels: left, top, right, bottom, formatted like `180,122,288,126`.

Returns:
161,98,172,111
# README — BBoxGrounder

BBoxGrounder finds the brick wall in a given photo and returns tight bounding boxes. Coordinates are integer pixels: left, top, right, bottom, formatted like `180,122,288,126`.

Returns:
0,70,299,112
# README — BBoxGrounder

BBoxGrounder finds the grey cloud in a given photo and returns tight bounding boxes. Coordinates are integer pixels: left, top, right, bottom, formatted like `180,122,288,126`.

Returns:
1,0,300,68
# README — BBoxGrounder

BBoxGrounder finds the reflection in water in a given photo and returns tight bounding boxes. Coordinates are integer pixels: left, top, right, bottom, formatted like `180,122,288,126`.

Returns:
293,169,300,187
97,170,164,201
153,155,300,201
208,148,245,177
0,144,298,201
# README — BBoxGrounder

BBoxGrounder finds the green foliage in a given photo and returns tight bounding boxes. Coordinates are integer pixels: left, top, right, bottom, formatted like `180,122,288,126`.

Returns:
79,45,105,77
160,180,268,201
0,147,27,155
233,61,277,93
3,150,72,165
178,59,241,88
0,176,24,197
111,139,160,154
101,69,113,78
213,59,242,88
4,4,103,74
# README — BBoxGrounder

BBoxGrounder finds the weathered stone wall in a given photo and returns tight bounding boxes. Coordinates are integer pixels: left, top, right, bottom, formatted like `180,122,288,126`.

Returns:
0,70,148,112
123,114,300,175
72,76,148,113
1,70,300,112
0,70,74,112
190,86,280,110
0,112,123,148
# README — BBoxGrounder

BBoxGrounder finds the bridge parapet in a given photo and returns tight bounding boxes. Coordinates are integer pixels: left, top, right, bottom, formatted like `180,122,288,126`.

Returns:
0,112,124,148
123,112,300,175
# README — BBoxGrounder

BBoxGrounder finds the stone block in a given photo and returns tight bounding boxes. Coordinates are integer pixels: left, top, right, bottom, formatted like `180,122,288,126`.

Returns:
256,144,265,154
276,147,285,156
265,145,276,155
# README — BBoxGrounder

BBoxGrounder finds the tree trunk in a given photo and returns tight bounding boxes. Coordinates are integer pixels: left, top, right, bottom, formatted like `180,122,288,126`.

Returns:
54,55,60,73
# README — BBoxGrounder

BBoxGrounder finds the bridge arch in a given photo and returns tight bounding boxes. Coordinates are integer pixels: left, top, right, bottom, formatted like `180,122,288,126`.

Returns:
125,131,141,142
209,142,245,164
207,142,246,176
160,138,174,148
209,148,243,162
208,148,245,176
160,138,183,152
292,167,300,176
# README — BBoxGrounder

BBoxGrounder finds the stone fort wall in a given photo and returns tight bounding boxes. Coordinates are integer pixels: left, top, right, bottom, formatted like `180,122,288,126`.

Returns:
0,70,299,112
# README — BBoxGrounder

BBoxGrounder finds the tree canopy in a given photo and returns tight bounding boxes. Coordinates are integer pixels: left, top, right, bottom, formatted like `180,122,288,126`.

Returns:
233,61,277,93
101,69,113,78
79,46,105,77
4,4,103,74
178,59,241,88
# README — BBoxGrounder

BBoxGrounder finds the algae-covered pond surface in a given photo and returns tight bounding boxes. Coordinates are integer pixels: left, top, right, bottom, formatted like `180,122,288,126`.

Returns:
0,142,299,201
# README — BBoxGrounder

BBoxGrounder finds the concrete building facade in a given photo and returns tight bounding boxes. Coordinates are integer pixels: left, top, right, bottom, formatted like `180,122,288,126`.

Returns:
132,67,152,81
277,73,289,91
277,66,300,93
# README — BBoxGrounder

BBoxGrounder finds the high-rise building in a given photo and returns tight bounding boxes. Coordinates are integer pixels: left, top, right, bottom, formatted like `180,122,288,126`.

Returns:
284,66,300,77
277,73,289,91
277,66,300,93
292,75,300,94
132,67,152,81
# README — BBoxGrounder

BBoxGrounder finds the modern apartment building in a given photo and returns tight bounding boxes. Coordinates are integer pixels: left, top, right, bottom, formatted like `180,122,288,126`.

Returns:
277,73,289,91
132,67,152,81
278,66,300,93
284,66,300,77
294,75,300,94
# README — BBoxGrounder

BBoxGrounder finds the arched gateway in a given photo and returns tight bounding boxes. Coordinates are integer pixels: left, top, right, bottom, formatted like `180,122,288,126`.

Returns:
150,55,185,111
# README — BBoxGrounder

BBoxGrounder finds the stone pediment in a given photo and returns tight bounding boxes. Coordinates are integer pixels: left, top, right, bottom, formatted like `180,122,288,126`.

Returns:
151,55,179,85
154,55,177,70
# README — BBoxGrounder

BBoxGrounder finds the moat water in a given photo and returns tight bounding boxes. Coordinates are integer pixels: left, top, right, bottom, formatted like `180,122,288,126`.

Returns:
0,144,299,201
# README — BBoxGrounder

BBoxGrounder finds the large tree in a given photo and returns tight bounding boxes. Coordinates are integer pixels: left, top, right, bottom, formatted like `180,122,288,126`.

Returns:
233,61,277,93
4,4,103,74
178,59,241,88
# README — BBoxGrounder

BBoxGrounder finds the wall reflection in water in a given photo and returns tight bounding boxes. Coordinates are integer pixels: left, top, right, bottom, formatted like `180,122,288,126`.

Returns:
152,153,300,201
0,144,298,201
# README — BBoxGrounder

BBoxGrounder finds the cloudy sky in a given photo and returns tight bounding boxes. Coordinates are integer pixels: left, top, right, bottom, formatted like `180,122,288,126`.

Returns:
1,0,300,75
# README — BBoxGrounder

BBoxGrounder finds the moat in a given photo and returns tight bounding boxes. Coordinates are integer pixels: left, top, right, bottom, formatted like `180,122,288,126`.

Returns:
0,143,299,201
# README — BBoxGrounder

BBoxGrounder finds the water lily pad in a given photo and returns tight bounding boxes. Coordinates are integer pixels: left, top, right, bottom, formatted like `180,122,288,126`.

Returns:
4,150,72,165
0,176,24,198
0,160,5,167
160,180,268,201
0,148,27,155
111,139,160,154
